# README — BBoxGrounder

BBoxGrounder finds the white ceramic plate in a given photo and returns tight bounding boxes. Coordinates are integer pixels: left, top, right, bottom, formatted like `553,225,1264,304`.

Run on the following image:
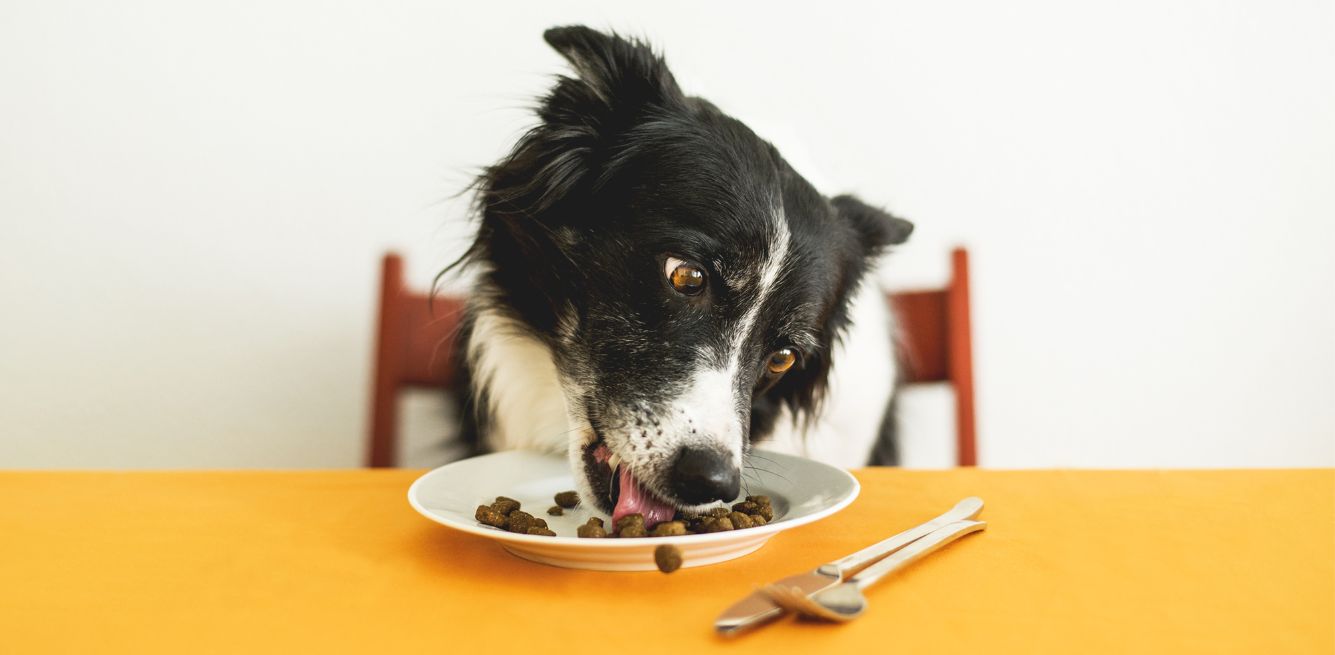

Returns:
408,449,859,571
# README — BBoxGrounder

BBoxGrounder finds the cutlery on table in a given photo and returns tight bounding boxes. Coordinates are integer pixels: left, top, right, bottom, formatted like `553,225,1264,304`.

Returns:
713,496,984,636
762,519,986,622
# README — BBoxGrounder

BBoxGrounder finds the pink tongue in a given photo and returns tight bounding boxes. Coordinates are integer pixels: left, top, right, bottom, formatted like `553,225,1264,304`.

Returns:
612,467,677,529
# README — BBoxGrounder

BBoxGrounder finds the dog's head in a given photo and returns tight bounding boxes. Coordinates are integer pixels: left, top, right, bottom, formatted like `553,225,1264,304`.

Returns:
466,26,911,523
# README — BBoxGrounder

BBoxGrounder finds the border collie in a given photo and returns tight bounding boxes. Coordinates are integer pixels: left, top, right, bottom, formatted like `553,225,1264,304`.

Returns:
451,26,912,527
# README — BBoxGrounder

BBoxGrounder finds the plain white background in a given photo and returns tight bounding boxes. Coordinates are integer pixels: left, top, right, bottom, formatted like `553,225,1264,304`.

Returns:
2,1,1332,469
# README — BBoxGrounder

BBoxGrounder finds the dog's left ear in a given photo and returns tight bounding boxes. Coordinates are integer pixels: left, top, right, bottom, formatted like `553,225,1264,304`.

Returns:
831,194,914,255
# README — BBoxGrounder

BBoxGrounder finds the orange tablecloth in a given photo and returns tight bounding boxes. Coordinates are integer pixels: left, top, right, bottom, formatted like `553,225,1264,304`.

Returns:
2,469,1331,653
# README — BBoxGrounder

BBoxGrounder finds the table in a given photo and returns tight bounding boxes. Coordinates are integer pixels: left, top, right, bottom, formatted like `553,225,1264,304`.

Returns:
2,469,1331,653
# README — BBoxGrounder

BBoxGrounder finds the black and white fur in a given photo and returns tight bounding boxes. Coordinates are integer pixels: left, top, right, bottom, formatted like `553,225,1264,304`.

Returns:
450,26,912,514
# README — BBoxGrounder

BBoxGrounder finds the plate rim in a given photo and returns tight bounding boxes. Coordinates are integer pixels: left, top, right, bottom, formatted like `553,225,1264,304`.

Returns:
407,449,860,548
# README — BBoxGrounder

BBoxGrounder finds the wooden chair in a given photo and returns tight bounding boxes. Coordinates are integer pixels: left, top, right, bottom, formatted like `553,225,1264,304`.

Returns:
366,249,976,467
889,248,977,465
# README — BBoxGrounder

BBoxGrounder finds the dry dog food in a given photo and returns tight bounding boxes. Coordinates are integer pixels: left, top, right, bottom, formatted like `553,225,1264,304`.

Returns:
649,521,688,537
505,510,538,533
474,505,508,528
492,496,521,515
473,497,558,537
615,513,648,538
654,544,683,573
595,494,775,538
475,494,776,542
577,517,608,538
554,491,581,509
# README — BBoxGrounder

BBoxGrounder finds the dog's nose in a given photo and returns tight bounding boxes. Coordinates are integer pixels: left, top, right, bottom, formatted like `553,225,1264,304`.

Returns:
668,446,741,505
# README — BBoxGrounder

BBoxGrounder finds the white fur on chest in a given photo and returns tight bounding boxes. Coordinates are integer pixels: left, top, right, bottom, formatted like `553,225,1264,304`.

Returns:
466,307,572,453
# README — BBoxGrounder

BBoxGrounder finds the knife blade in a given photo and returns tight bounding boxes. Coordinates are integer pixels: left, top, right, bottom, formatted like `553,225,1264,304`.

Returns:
714,567,840,635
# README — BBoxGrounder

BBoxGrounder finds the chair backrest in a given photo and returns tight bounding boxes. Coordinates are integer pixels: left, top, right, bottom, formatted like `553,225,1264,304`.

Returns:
889,248,977,465
366,249,976,467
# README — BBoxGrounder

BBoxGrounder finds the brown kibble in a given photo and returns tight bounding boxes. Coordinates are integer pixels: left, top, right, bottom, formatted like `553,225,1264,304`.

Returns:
554,491,581,509
491,497,520,515
577,523,608,538
649,521,688,537
475,505,508,528
484,486,775,537
614,513,645,533
618,524,648,538
729,512,756,529
703,517,735,532
654,544,683,573
743,496,774,521
505,510,536,533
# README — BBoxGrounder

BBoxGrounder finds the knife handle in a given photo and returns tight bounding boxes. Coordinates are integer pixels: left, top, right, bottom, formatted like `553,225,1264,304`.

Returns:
823,496,983,577
850,519,986,590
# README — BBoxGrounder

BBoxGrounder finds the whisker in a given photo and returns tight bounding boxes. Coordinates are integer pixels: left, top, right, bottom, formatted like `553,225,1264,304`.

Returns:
743,463,792,484
528,419,632,447
744,452,784,466
742,453,781,468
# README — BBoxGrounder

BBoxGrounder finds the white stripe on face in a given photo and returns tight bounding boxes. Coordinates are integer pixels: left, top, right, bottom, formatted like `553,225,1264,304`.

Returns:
666,203,793,461
724,204,791,377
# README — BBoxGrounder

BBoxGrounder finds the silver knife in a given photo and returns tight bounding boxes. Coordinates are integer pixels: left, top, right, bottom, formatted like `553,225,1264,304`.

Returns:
713,496,984,636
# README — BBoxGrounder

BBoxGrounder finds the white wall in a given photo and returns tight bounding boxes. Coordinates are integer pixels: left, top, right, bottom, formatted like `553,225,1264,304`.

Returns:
2,0,1332,469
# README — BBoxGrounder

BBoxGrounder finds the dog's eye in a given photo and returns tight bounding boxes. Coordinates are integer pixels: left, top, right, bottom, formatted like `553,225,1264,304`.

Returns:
665,257,706,296
766,348,797,375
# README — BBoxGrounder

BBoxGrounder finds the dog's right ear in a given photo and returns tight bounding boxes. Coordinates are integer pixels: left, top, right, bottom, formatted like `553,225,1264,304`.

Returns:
478,26,685,240
542,26,684,118
477,27,685,223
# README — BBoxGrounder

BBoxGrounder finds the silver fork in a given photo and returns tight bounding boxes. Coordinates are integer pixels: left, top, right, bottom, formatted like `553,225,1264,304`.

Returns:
763,519,986,622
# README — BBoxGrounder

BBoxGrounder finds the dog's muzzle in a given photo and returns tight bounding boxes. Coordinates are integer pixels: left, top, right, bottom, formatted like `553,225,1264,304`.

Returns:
667,445,740,505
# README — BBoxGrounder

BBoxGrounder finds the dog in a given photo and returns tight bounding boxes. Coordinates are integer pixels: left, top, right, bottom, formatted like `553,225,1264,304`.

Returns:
450,26,912,527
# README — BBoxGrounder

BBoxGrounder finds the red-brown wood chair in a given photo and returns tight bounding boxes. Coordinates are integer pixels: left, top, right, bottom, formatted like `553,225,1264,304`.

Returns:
366,249,976,467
